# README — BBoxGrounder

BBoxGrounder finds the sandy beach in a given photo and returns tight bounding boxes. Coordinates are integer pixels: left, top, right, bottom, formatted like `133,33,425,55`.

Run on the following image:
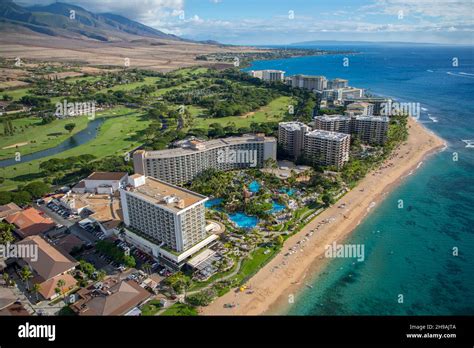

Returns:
200,118,446,315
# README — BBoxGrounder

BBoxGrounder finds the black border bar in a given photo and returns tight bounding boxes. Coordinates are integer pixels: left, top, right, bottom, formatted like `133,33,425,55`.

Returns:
0,315,472,346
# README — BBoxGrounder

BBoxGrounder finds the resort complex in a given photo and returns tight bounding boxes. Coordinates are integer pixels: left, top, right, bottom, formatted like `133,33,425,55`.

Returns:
0,48,414,321
278,121,351,168
250,69,286,82
0,1,471,346
287,74,328,91
279,113,388,168
313,115,389,145
133,135,277,185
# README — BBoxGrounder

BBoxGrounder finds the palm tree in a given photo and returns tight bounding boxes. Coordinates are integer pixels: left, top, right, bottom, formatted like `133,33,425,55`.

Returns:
302,168,312,182
166,272,191,298
2,272,9,284
20,266,33,291
32,283,42,302
57,279,66,298
97,271,106,281
263,158,277,169
142,263,152,275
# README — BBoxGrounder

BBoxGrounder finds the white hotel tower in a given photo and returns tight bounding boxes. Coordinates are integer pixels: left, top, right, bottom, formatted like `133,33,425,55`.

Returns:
133,134,277,185
120,174,217,270
303,130,351,169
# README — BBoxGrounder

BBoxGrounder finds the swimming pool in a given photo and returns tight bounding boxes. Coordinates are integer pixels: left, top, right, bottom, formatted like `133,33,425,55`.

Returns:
279,187,295,196
204,198,224,208
228,212,259,228
268,201,286,214
248,180,261,193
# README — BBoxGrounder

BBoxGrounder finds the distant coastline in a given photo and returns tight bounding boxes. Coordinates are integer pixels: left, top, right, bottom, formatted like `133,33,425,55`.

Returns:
196,47,359,69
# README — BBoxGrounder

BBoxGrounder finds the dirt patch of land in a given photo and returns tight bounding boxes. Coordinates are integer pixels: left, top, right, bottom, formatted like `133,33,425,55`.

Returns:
0,67,30,89
43,71,83,80
0,33,264,72
2,142,29,150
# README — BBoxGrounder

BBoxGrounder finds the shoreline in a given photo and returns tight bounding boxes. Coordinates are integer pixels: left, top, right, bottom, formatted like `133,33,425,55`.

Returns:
200,117,446,316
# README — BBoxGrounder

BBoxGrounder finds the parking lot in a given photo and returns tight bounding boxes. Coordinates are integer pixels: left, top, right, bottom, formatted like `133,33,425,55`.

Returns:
77,220,107,241
35,202,97,244
113,239,162,272
80,249,119,276
38,199,171,279
45,201,79,224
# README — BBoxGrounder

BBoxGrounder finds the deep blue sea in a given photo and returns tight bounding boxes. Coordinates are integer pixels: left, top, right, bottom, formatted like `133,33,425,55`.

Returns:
244,44,474,315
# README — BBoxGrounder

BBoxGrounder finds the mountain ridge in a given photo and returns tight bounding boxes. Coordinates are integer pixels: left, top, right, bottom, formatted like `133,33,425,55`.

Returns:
0,0,183,42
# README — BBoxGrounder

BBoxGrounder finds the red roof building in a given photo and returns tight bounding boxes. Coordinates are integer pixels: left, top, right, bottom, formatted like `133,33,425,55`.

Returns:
5,207,56,239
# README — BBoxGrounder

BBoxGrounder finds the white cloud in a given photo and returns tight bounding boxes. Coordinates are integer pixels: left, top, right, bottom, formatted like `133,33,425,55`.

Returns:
362,0,473,21
14,0,474,44
17,0,184,26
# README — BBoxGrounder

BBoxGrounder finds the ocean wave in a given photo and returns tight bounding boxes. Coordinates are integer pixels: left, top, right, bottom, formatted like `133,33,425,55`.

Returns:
367,202,376,212
462,139,474,148
447,72,474,79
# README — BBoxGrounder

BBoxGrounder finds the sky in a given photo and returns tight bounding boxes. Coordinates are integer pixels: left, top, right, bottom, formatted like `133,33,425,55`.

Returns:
16,0,474,45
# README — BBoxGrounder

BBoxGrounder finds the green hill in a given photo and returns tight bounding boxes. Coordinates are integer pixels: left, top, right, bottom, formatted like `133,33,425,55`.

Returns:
0,0,182,42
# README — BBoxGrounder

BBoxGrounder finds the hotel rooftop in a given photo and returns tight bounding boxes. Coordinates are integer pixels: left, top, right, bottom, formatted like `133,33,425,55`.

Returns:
279,121,309,131
254,69,285,73
314,115,351,121
125,176,207,212
347,102,373,108
292,74,326,79
61,192,123,224
354,116,390,122
305,129,350,141
138,134,273,159
86,172,127,181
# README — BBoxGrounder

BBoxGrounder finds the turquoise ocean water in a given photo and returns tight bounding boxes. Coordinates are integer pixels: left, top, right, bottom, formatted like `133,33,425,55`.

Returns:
244,44,474,315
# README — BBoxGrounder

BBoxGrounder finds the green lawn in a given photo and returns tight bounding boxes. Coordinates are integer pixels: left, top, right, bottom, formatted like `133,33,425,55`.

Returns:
65,75,102,84
192,95,292,129
151,79,205,97
99,76,162,93
169,67,209,77
1,87,31,101
160,303,198,316
2,76,161,102
0,107,150,191
231,246,280,285
140,299,163,316
0,116,90,160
